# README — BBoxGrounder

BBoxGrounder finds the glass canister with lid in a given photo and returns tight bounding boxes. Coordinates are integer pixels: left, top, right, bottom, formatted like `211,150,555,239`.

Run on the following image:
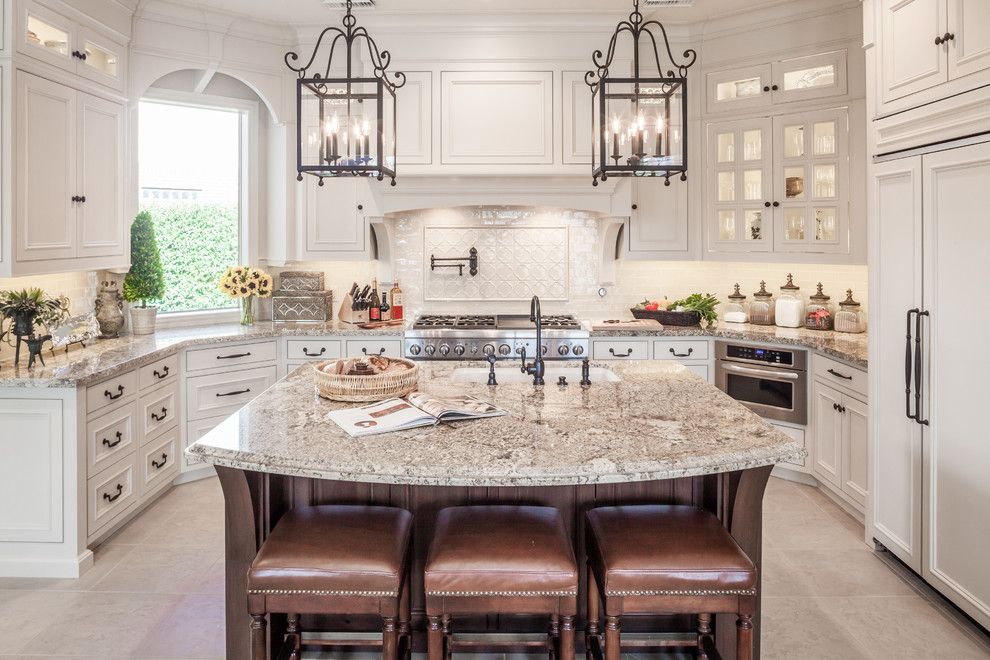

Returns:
749,281,775,325
835,289,865,333
775,274,803,328
723,283,749,323
805,283,834,330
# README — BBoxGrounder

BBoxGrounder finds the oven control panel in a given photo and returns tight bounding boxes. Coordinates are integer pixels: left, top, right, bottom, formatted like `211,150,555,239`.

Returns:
725,344,794,366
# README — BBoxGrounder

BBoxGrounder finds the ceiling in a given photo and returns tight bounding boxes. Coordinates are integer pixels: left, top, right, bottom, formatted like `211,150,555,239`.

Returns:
163,0,805,26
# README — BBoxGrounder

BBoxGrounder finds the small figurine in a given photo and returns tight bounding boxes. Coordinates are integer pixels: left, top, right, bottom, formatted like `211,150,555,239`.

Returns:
27,335,51,369
94,281,125,339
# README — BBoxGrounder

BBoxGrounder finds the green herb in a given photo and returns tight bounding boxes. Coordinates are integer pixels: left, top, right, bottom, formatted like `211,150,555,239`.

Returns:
667,293,720,326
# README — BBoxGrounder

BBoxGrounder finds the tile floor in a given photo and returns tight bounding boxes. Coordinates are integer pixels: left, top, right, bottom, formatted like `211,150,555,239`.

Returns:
0,475,987,659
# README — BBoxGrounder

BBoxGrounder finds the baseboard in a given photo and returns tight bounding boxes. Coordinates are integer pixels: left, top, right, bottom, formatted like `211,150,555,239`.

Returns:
173,465,216,485
0,548,94,578
771,465,818,486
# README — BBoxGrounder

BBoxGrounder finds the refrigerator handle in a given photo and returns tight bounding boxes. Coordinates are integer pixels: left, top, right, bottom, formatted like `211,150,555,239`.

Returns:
915,310,930,426
905,309,918,421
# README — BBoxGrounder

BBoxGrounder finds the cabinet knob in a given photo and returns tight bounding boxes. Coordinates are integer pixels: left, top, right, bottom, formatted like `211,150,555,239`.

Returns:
763,85,771,92
944,32,955,42
764,201,771,208
357,204,364,211
631,204,638,210
771,84,779,91
772,201,780,207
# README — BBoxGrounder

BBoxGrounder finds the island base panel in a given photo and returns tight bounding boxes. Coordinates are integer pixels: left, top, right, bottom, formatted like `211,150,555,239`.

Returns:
217,466,771,660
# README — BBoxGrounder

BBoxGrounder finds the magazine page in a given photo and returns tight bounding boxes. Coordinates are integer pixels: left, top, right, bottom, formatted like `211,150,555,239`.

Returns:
406,392,506,421
327,398,436,438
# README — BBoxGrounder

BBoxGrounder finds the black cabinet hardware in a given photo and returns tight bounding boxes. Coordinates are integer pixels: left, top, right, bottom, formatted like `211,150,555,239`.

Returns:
362,347,386,356
763,85,770,92
217,388,251,398
303,347,327,357
935,35,944,45
153,366,170,379
80,196,86,203
632,204,638,210
609,348,633,357
914,310,930,426
71,195,81,202
905,308,918,421
944,32,955,42
832,402,846,413
827,368,852,380
764,201,771,208
71,50,88,60
152,453,169,469
772,201,780,207
216,352,251,360
102,431,123,448
833,402,838,411
771,84,779,91
104,385,125,400
669,347,694,358
103,484,123,502
431,246,479,277
151,408,168,422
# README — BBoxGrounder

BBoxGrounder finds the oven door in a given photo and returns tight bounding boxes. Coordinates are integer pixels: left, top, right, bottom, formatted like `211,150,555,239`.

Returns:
715,361,808,425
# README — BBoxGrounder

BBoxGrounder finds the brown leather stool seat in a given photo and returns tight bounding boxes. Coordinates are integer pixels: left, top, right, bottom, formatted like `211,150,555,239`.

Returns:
247,505,413,660
586,505,757,660
425,505,579,659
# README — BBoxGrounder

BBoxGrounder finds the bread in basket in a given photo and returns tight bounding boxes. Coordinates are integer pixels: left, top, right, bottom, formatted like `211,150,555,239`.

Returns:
313,356,419,402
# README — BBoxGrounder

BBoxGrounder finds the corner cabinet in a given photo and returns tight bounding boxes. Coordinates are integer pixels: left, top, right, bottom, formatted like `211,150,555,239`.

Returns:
301,177,380,259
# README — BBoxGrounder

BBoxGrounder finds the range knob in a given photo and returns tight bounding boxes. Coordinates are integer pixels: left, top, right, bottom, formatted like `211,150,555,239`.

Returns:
438,344,451,356
483,344,496,356
572,345,585,356
498,344,512,356
557,344,570,356
453,345,466,356
542,345,548,355
424,345,436,356
409,344,422,355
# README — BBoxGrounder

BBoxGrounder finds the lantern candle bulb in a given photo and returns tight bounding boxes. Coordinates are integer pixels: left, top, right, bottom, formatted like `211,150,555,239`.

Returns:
655,116,664,158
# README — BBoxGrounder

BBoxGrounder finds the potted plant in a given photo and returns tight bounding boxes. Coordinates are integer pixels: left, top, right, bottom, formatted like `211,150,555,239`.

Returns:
0,288,68,364
122,211,166,335
218,266,273,325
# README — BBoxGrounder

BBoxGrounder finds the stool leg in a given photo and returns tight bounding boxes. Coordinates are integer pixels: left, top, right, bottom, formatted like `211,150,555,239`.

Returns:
560,615,575,660
697,612,712,659
442,614,452,660
604,616,620,660
586,566,600,660
250,614,267,660
428,616,443,660
382,617,398,660
399,583,411,660
736,614,753,660
550,615,560,659
286,613,301,658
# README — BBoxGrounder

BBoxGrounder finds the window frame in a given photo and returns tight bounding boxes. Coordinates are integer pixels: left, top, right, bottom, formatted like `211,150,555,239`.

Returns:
137,89,260,326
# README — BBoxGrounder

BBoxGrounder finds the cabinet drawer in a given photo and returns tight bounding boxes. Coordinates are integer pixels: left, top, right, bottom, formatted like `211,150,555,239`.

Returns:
186,365,277,422
813,355,867,397
592,340,649,360
139,383,178,442
88,454,137,535
653,340,710,361
139,353,178,390
344,339,403,358
185,340,277,373
86,370,138,416
286,339,342,361
87,400,138,476
140,428,179,496
770,423,806,468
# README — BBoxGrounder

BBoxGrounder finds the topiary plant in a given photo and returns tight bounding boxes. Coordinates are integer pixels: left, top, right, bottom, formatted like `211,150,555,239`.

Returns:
122,211,165,308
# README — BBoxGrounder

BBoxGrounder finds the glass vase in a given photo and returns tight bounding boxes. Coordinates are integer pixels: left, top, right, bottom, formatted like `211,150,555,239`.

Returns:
240,297,255,326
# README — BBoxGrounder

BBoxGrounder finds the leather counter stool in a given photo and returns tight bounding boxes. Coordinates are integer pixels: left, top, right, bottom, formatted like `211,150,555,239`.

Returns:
585,505,757,660
247,504,413,660
424,505,579,659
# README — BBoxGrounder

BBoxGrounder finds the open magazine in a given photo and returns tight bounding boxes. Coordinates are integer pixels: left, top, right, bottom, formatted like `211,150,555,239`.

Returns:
327,391,506,438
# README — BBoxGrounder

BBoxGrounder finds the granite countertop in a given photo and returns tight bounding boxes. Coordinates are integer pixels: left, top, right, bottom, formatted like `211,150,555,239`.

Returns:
186,361,805,487
0,321,406,388
589,322,868,368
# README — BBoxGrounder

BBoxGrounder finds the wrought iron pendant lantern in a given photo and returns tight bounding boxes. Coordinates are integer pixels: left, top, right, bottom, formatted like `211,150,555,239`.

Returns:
285,0,405,186
586,0,696,186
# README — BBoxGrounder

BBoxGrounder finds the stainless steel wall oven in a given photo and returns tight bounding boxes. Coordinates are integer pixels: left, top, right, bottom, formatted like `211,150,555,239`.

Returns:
715,341,808,425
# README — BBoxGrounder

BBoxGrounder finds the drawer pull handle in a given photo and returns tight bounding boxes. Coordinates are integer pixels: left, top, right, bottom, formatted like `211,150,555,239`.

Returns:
827,368,852,380
833,403,846,413
102,431,123,448
104,385,125,400
669,347,694,358
151,408,168,422
103,484,123,503
362,347,387,356
152,453,169,469
609,348,633,358
217,352,252,360
303,347,327,357
217,388,251,398
153,366,170,379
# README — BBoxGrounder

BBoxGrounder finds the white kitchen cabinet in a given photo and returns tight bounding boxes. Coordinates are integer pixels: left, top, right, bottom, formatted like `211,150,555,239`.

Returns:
812,383,843,488
396,71,433,165
843,395,868,508
706,50,847,114
769,422,807,470
626,179,690,256
77,91,125,258
707,117,773,252
562,71,593,164
303,177,373,257
812,378,868,512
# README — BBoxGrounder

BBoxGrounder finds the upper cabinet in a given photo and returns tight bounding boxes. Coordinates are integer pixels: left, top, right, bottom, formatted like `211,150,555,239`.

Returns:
301,178,379,260
706,50,848,114
562,71,593,165
17,0,127,93
877,0,990,116
396,71,433,165
626,180,690,257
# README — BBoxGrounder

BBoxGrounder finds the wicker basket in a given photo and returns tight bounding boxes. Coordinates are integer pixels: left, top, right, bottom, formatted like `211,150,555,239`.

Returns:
313,358,420,402
630,308,702,326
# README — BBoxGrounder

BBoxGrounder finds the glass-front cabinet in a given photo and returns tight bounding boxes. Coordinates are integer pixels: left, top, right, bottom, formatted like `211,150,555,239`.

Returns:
706,50,847,114
707,107,849,256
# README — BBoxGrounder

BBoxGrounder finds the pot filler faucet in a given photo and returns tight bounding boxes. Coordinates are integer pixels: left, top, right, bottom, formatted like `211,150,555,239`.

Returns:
520,296,546,386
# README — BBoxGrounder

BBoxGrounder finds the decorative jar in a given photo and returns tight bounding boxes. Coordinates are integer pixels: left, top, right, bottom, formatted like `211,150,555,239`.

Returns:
775,274,803,328
723,283,749,324
804,283,834,331
835,289,865,334
749,281,775,326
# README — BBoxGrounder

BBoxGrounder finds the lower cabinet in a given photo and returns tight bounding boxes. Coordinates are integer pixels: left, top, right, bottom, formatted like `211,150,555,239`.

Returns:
770,422,808,470
589,337,713,382
812,378,868,512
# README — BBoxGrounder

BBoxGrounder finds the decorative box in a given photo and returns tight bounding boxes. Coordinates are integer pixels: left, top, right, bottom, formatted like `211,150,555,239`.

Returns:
272,271,334,322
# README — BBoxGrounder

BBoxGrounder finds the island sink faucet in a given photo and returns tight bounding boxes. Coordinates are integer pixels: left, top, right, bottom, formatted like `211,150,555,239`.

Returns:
520,295,546,386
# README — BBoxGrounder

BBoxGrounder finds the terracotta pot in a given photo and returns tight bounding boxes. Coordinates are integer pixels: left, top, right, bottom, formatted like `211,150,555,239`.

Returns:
130,306,158,335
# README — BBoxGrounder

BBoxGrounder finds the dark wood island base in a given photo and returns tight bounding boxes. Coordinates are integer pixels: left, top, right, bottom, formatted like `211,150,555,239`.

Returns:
217,464,772,660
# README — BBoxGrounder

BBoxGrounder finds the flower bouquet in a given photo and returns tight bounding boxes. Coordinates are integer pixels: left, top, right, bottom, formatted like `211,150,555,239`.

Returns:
219,266,273,325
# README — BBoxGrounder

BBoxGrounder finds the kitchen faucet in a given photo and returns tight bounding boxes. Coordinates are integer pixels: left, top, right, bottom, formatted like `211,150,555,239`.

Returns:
520,295,546,386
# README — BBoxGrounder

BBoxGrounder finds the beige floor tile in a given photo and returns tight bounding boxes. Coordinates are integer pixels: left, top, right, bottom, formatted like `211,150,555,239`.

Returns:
761,596,872,660
91,544,222,594
132,593,226,659
762,510,864,551
0,590,88,654
140,508,225,550
761,547,812,598
780,548,916,598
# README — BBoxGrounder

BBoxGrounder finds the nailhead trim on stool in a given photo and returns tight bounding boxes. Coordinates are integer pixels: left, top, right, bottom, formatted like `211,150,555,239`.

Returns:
605,588,757,597
249,589,398,597
426,590,578,597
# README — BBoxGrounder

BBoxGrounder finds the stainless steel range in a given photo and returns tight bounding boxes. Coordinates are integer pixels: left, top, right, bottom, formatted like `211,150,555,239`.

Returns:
404,314,589,360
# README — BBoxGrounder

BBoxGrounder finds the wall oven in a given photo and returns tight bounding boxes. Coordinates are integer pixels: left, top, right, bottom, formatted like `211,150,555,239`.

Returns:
715,341,808,425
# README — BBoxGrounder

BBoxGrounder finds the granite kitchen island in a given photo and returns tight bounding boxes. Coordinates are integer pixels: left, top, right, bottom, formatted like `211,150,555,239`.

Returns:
188,361,804,659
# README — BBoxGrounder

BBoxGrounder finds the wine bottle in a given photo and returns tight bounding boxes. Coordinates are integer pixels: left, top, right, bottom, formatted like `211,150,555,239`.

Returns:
369,279,381,322
380,291,391,322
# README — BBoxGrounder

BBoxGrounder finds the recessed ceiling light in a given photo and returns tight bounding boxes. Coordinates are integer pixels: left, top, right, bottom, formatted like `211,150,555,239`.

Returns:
322,0,375,9
644,0,696,6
